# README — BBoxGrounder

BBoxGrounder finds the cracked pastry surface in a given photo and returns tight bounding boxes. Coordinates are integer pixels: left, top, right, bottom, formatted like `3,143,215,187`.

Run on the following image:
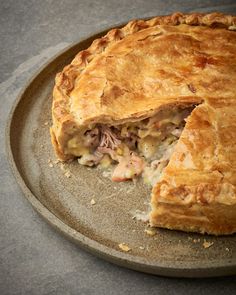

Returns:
51,12,236,235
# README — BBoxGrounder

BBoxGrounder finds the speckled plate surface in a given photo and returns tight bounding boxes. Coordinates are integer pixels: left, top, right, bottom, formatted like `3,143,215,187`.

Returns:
6,28,236,278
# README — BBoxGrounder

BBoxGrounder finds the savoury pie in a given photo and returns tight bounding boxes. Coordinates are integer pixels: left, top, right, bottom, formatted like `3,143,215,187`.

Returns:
51,12,236,235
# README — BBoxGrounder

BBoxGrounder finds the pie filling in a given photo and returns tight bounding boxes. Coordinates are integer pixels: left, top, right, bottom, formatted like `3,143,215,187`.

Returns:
66,107,194,185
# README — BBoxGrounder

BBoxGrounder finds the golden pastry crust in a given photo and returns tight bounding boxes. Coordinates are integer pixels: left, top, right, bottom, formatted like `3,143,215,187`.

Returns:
51,12,236,235
150,103,236,235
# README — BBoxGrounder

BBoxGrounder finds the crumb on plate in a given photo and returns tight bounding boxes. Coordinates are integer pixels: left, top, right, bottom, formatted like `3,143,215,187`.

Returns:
90,199,96,205
144,228,156,236
64,170,71,178
203,240,214,249
118,243,131,252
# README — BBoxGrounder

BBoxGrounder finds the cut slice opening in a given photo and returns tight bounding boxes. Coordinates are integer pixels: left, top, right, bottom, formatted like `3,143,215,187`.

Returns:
67,106,195,186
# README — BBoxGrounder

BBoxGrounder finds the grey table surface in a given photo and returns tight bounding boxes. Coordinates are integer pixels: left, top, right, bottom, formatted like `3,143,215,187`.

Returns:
1,0,236,294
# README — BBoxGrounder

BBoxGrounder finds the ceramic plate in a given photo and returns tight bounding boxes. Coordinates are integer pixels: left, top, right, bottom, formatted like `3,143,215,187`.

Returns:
6,28,236,278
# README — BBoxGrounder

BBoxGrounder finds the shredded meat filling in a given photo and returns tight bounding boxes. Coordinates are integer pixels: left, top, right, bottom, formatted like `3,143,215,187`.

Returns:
99,126,121,149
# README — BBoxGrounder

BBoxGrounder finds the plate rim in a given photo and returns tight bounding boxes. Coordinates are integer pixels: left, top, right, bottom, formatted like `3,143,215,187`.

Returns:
5,28,236,278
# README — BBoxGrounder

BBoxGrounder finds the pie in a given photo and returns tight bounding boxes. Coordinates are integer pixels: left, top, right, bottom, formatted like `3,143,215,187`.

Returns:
50,12,236,235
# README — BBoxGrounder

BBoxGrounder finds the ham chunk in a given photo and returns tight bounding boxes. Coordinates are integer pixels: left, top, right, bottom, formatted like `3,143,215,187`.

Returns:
112,153,145,182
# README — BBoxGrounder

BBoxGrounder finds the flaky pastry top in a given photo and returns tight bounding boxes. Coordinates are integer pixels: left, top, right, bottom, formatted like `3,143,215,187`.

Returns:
52,12,236,127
